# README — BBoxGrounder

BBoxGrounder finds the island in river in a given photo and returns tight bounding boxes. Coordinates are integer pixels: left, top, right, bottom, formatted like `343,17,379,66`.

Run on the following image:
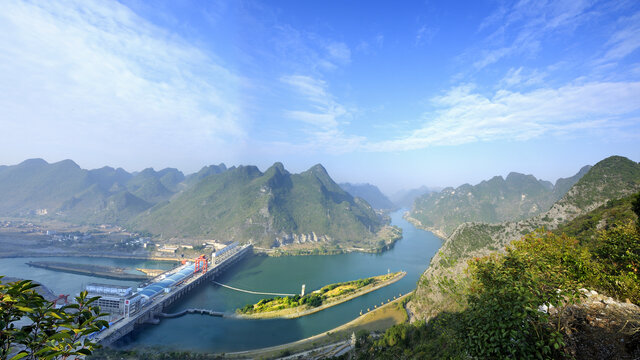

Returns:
236,271,406,319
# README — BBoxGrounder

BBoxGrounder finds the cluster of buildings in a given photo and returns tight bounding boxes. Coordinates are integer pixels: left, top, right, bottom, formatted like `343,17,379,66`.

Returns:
48,231,93,242
85,242,245,321
85,262,197,321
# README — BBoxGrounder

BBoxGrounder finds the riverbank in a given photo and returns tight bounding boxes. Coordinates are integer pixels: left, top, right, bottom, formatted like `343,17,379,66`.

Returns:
26,261,151,281
236,271,407,319
0,251,179,262
403,212,447,240
253,225,403,257
227,292,413,359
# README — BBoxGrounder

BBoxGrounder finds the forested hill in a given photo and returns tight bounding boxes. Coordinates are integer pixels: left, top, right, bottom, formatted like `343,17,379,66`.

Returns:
339,182,395,210
358,190,640,359
0,158,225,224
408,164,591,237
407,155,640,322
131,163,396,249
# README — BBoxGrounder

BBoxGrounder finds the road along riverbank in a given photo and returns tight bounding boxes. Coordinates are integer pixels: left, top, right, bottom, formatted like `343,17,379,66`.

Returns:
227,292,413,359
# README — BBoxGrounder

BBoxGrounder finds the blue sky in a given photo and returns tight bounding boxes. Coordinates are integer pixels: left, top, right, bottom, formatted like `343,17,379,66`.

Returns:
1,0,639,194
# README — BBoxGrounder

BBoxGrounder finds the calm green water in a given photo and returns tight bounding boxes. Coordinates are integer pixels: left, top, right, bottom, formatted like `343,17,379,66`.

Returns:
0,209,442,353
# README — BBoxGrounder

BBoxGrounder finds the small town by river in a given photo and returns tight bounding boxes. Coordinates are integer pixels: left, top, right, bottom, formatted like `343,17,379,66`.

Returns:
0,209,442,353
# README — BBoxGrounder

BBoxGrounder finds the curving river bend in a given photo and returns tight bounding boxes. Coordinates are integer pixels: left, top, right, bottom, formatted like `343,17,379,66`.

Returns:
0,209,442,353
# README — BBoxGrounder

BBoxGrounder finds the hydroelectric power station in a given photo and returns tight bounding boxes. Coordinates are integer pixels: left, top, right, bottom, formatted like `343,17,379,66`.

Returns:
93,242,252,346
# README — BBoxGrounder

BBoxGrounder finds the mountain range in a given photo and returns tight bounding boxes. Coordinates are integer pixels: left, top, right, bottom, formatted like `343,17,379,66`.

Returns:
133,163,395,248
339,183,395,210
0,158,181,223
0,159,397,251
407,155,640,320
390,186,439,208
408,165,591,237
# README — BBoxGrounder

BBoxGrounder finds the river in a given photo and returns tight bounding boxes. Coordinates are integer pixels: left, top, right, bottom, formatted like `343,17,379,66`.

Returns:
0,209,442,353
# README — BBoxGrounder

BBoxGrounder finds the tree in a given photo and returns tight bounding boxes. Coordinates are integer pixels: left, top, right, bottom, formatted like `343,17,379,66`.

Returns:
1,278,108,360
632,192,640,227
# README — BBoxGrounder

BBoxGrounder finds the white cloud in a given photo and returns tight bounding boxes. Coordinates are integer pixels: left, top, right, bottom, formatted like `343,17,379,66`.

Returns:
472,0,594,69
499,67,547,88
270,24,351,74
415,25,436,46
600,11,640,63
280,74,363,152
280,75,346,130
325,42,351,64
0,0,245,166
281,75,331,105
355,34,384,54
368,81,640,152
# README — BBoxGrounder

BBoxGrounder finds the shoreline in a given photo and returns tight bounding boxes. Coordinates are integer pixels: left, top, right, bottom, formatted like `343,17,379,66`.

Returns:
26,261,151,281
403,212,448,240
235,271,407,320
0,252,180,262
226,292,413,359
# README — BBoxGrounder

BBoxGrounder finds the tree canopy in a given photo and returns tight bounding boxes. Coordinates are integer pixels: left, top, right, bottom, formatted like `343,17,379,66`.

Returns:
1,278,108,360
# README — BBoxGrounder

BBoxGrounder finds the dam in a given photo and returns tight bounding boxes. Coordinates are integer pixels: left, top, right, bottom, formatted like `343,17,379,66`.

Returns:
94,243,252,346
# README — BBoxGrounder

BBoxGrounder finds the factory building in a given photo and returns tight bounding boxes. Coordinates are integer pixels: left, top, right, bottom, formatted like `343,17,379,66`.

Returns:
211,242,240,264
85,283,141,319
137,263,196,303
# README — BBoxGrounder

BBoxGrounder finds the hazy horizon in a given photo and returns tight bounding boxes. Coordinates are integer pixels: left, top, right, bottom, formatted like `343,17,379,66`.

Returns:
0,155,610,197
1,0,639,194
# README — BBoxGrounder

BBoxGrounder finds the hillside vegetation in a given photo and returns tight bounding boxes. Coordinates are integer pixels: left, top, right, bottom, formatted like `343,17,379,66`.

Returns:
408,156,640,321
408,165,590,237
0,158,398,253
367,156,640,359
132,163,397,249
350,210,640,359
0,158,191,223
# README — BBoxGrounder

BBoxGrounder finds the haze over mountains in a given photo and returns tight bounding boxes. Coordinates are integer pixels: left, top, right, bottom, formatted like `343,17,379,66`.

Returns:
409,165,592,237
0,159,399,250
133,163,392,248
407,155,640,320
338,183,395,210
0,158,180,223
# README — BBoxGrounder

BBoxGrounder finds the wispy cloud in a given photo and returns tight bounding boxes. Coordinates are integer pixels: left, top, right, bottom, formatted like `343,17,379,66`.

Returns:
324,42,351,65
472,0,595,69
499,67,547,88
280,75,346,130
599,11,640,64
415,25,437,46
269,24,352,74
0,0,245,166
355,34,384,54
280,75,363,152
368,80,640,151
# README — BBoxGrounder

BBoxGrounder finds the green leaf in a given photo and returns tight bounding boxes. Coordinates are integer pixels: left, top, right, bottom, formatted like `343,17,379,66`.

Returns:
9,352,28,360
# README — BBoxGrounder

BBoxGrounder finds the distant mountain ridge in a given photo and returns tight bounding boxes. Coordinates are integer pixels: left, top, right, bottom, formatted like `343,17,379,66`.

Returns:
391,186,440,208
133,163,395,249
407,155,640,321
339,183,395,210
0,158,218,223
408,165,591,237
0,158,396,252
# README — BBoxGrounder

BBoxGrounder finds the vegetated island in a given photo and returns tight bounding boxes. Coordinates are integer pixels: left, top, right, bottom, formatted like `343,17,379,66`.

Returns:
235,271,406,319
26,261,152,281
